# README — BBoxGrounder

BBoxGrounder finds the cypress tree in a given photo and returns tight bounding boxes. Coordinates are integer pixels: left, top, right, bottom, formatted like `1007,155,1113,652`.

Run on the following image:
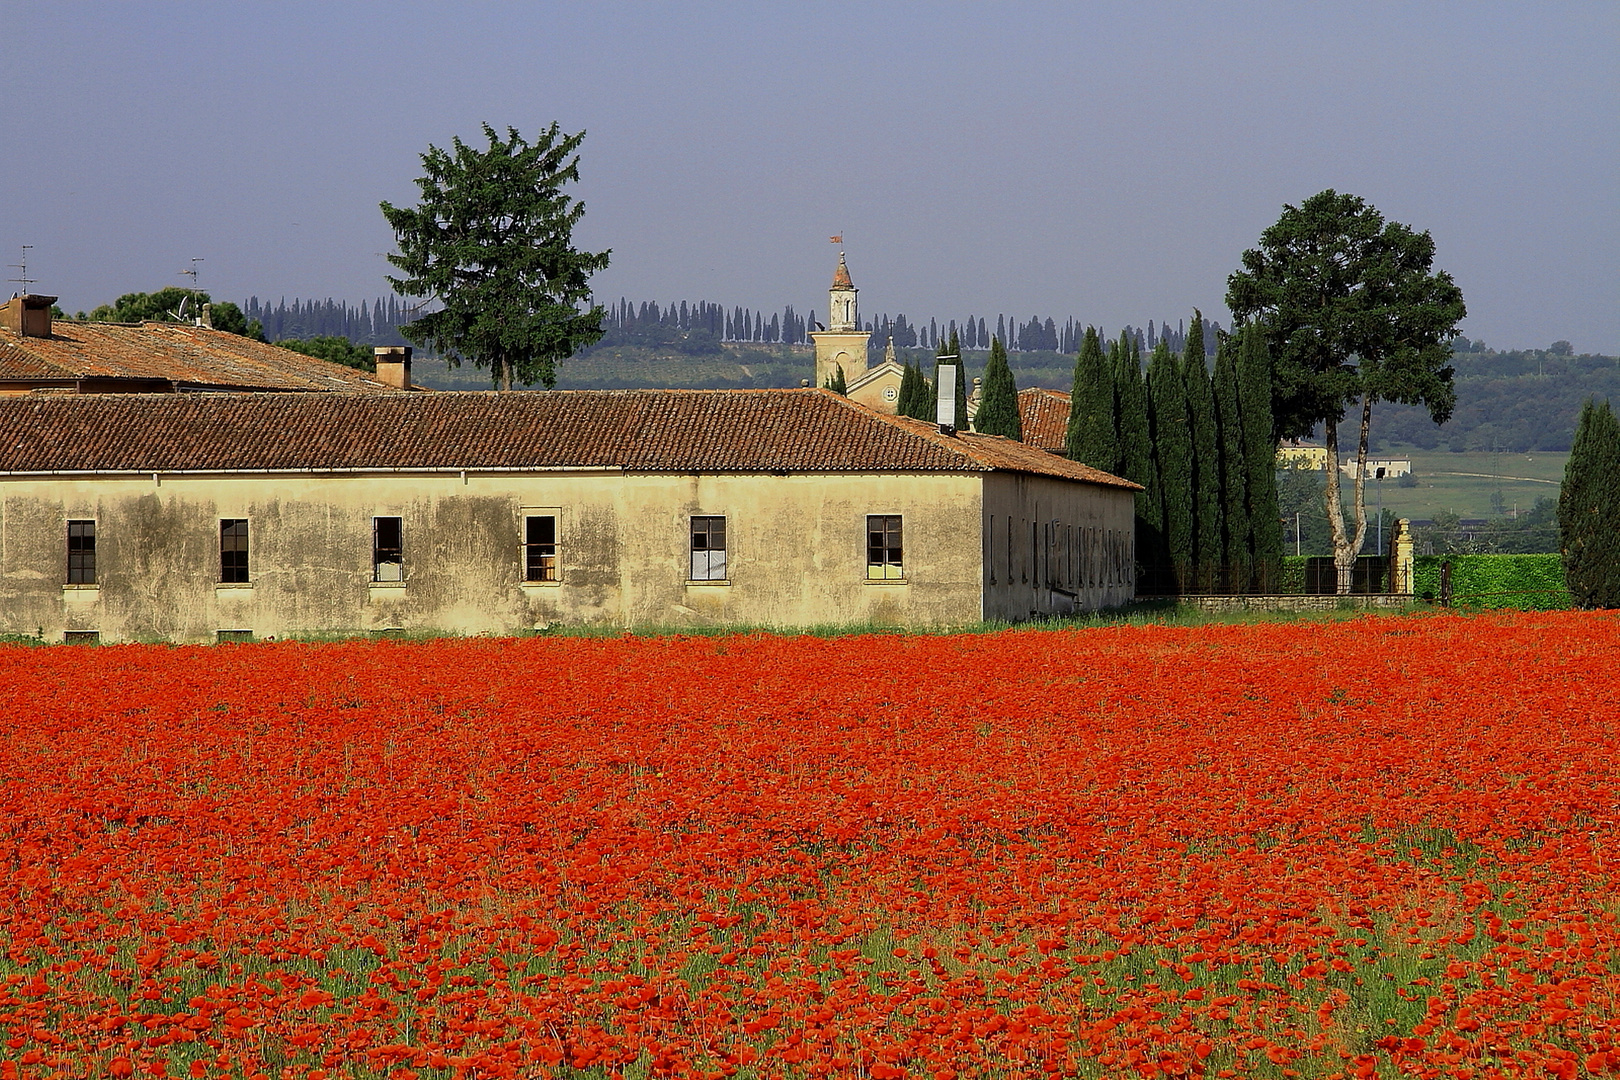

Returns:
823,363,847,395
899,362,934,420
1212,331,1249,592
1114,331,1155,589
1115,330,1152,484
1147,340,1192,592
1183,312,1222,591
1559,398,1620,608
896,362,920,418
1237,325,1283,590
975,337,1022,440
917,367,936,420
1065,326,1118,469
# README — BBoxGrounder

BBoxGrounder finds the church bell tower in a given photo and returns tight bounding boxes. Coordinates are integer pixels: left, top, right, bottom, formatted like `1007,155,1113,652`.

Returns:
811,251,871,390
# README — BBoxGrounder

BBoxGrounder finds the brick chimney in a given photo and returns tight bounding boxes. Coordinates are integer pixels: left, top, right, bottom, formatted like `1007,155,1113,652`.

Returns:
374,346,412,390
0,294,56,338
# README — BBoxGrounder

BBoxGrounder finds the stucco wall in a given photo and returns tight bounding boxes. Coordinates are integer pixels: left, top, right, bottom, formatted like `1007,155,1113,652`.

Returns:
980,472,1136,621
1,469,995,641
846,366,903,414
810,331,870,390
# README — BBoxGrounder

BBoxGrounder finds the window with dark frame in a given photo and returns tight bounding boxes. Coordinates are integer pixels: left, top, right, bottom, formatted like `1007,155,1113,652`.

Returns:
866,514,903,580
220,519,249,583
524,515,558,582
373,516,403,582
67,520,96,584
690,516,727,581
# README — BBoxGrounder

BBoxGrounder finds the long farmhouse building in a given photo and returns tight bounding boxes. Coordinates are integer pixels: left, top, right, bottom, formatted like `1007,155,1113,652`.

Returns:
1,390,1139,642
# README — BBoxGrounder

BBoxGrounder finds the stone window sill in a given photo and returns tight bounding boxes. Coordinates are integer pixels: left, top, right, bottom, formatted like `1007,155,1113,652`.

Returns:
685,579,731,586
864,578,908,585
63,584,100,594
215,582,254,590
368,581,408,589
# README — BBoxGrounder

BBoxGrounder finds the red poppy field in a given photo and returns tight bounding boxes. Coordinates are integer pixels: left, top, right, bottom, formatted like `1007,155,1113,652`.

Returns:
2,612,1618,1080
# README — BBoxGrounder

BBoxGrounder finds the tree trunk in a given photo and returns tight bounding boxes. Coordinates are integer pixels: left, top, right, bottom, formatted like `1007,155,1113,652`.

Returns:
1323,415,1350,593
1323,394,1374,594
1351,392,1373,577
501,357,513,392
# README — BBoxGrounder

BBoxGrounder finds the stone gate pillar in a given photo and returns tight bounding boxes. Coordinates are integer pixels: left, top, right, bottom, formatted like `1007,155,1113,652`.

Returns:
1391,518,1414,594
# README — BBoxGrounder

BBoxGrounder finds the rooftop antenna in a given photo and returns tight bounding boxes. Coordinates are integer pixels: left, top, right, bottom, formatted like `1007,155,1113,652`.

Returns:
7,245,35,295
171,258,204,323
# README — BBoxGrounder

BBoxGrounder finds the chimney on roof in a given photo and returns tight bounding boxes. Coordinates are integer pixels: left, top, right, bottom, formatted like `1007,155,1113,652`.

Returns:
1,294,55,338
936,361,958,435
374,346,412,390
200,303,214,330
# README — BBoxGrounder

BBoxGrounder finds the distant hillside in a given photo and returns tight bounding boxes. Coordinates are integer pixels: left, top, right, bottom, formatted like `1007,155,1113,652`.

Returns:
1370,344,1619,453
251,293,1614,452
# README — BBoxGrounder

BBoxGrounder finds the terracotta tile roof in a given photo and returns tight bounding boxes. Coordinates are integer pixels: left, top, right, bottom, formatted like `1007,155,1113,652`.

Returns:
0,321,399,393
0,389,1138,489
1018,387,1072,454
831,254,854,290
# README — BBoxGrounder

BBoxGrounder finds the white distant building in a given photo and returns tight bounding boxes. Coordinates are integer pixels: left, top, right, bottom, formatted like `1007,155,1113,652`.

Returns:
1339,457,1411,478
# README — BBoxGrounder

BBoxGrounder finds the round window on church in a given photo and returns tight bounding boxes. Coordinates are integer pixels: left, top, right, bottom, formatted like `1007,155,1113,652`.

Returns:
883,386,897,402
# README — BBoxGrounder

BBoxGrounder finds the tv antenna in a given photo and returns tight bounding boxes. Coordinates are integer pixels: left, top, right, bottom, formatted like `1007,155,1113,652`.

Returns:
172,258,204,322
7,245,34,294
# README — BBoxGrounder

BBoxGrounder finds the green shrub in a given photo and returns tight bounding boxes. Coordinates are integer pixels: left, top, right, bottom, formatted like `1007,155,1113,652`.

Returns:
1413,553,1572,609
1279,555,1309,594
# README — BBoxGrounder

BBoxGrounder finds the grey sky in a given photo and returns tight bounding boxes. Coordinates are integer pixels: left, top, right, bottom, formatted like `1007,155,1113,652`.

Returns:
5,2,1616,352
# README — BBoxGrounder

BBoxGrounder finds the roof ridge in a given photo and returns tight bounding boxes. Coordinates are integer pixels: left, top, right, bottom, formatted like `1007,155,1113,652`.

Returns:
0,390,1140,487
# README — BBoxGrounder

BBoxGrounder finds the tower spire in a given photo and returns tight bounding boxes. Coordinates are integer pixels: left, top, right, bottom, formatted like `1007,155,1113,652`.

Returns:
827,251,857,333
810,247,870,392
832,251,853,290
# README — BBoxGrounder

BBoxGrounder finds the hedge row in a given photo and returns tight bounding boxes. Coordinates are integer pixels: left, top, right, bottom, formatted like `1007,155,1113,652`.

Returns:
1412,554,1572,609
1275,554,1573,608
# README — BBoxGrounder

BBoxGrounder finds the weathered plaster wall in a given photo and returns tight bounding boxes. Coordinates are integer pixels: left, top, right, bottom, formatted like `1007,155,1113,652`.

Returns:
980,472,1136,621
1,469,996,641
810,331,869,390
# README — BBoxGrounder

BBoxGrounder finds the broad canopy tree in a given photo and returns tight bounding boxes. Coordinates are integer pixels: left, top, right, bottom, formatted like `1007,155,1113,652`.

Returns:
1226,190,1465,594
381,123,610,390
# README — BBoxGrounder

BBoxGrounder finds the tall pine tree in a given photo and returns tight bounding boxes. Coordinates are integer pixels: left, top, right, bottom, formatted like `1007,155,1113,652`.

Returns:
1113,331,1155,590
975,337,1023,440
1237,325,1284,591
1559,398,1620,608
896,362,923,419
1183,312,1222,592
1211,331,1249,592
1065,326,1118,469
1147,340,1192,592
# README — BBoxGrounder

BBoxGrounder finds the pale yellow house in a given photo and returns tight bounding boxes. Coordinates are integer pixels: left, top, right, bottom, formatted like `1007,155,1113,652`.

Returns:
1,389,1139,642
1276,440,1330,470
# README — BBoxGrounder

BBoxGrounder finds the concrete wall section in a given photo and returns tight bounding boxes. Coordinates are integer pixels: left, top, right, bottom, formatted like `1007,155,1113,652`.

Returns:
1,469,992,641
980,472,1136,621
